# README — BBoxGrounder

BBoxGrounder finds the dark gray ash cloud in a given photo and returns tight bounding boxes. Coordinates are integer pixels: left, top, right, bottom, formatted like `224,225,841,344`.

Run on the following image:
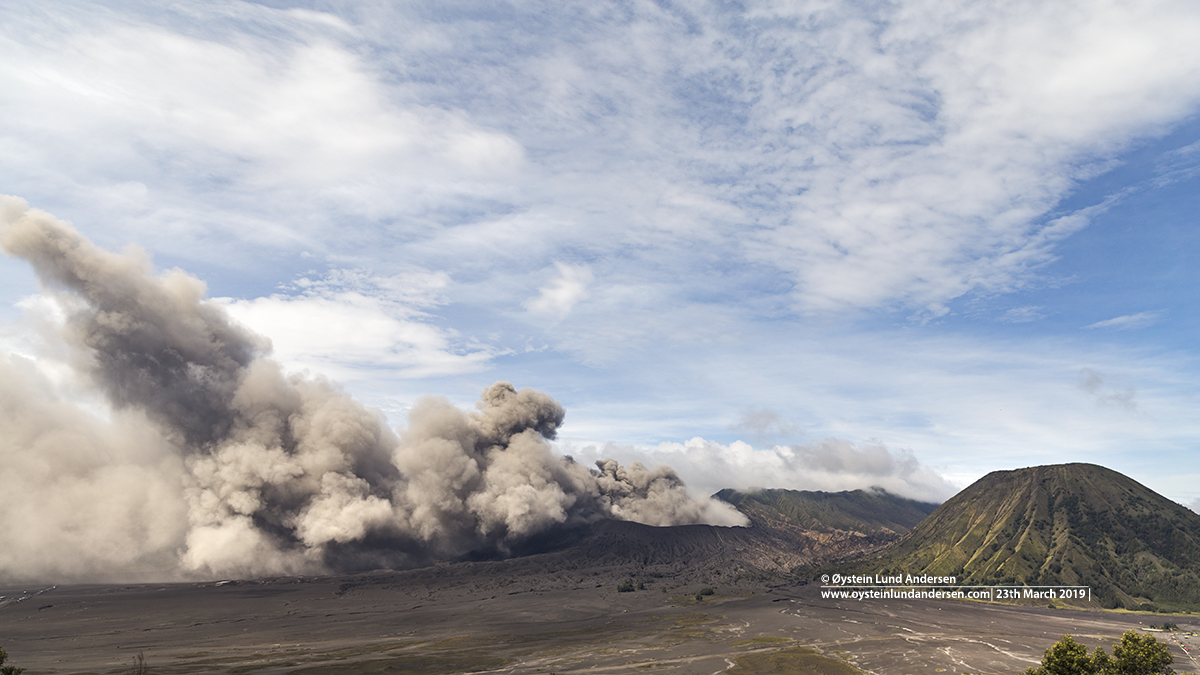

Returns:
1078,367,1137,412
0,197,744,582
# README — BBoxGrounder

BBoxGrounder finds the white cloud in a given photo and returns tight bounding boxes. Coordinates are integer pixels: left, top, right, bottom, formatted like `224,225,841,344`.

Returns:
732,409,801,446
740,0,1200,314
1001,306,1047,323
4,0,1200,321
562,436,958,503
217,270,495,381
0,3,525,253
523,262,594,319
1155,139,1200,187
1,0,1199,513
1085,311,1161,330
550,325,1200,501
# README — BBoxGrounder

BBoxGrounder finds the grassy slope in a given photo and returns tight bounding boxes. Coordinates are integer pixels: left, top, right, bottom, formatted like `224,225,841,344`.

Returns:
715,488,939,535
863,463,1200,610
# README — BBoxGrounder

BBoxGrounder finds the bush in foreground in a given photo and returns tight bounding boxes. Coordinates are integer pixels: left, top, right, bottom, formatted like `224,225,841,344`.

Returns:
1022,631,1172,675
0,646,24,675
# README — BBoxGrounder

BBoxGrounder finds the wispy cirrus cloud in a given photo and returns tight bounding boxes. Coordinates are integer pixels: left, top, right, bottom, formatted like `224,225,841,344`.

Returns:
1085,311,1161,330
732,409,802,447
1001,306,1048,324
1154,139,1200,188
0,3,525,263
4,0,1199,324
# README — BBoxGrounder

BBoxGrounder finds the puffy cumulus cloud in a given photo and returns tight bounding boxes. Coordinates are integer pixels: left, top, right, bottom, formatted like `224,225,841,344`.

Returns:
523,262,594,319
0,197,742,583
566,436,958,503
217,269,495,382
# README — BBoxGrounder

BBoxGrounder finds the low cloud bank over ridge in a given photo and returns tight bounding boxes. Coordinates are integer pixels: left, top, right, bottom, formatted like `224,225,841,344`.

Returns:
567,437,957,504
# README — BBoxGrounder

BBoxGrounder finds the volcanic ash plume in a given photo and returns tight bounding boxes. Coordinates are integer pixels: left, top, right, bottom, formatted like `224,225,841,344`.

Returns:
0,197,745,582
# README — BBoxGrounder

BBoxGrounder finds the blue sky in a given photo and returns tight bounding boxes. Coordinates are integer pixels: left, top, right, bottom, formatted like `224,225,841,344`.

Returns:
2,0,1199,507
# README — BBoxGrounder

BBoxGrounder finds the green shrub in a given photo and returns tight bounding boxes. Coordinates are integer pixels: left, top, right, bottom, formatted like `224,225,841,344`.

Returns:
0,646,24,675
1021,632,1172,675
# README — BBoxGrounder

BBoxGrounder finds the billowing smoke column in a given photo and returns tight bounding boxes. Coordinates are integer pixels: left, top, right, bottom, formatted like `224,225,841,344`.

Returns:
0,197,744,582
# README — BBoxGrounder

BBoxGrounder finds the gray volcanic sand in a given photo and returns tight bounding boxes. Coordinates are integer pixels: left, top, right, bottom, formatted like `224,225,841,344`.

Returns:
3,572,1198,675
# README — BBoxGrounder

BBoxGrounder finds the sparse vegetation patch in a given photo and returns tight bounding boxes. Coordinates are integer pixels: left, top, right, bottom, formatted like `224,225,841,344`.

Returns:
0,646,23,675
1021,632,1173,675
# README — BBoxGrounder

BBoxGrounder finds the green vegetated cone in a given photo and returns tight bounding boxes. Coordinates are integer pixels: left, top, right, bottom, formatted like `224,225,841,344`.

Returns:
858,464,1200,611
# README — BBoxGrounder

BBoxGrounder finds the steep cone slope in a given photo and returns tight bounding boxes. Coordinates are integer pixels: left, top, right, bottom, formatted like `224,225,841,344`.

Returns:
715,488,938,536
867,463,1200,610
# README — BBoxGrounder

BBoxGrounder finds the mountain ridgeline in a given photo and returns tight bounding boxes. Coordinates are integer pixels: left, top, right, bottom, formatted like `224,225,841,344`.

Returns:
715,487,938,536
857,463,1200,611
449,487,945,581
